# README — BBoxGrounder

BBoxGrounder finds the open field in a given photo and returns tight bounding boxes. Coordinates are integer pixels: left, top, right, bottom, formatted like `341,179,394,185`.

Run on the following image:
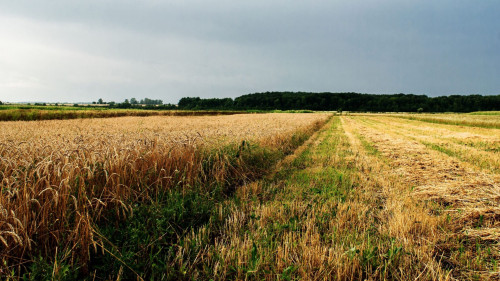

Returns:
381,113,500,129
0,106,244,121
469,111,500,116
341,116,499,279
1,113,499,280
0,105,315,122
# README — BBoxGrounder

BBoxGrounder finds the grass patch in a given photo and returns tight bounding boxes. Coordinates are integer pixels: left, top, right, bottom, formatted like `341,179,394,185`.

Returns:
421,141,499,173
421,141,456,157
90,188,221,280
356,133,381,156
468,111,500,115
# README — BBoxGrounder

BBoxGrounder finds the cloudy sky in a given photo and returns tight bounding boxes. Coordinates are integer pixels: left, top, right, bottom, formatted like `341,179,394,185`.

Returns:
0,1,499,103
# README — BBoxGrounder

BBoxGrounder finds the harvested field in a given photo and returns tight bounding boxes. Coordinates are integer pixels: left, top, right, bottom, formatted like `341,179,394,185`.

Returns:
384,113,500,129
343,115,500,279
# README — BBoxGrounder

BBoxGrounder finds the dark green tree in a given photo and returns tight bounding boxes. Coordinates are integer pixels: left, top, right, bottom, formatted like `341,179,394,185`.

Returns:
178,92,500,112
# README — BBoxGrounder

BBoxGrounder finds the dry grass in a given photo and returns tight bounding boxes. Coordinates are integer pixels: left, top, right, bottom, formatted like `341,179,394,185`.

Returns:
344,115,500,279
159,114,497,280
172,117,450,280
0,113,329,275
386,113,500,129
355,116,500,173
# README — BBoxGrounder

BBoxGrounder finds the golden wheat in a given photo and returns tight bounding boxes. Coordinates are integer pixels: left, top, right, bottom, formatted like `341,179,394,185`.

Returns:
0,113,329,273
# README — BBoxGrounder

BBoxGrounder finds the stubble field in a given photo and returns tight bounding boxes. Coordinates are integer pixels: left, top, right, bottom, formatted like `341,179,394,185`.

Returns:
0,112,498,280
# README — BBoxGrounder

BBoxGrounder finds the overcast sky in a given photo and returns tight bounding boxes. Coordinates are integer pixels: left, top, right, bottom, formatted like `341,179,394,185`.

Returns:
0,1,499,103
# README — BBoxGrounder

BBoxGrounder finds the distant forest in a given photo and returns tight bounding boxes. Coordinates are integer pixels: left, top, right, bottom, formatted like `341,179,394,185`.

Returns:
177,92,500,112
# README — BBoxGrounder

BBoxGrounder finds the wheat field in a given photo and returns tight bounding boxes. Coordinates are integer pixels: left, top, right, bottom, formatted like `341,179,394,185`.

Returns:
0,113,329,277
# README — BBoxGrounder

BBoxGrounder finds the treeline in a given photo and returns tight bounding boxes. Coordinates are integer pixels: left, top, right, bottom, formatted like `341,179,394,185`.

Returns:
178,97,233,110
91,98,176,109
111,102,177,110
129,98,164,105
177,92,500,112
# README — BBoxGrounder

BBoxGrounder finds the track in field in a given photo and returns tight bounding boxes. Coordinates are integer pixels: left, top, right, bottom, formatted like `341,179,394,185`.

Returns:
343,115,499,278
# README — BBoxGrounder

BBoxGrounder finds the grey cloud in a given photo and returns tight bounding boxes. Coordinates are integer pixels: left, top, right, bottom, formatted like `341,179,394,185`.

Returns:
0,0,499,103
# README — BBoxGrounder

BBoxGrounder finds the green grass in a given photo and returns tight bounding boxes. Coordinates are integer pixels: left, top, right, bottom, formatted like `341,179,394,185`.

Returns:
456,140,500,153
421,141,456,157
468,111,500,115
356,133,381,156
90,188,221,280
420,141,499,173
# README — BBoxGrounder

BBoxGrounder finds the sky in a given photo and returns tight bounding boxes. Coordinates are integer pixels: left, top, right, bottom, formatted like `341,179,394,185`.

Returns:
0,1,499,103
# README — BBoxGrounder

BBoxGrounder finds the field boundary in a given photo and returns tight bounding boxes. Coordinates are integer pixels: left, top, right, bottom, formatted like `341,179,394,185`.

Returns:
0,108,246,121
